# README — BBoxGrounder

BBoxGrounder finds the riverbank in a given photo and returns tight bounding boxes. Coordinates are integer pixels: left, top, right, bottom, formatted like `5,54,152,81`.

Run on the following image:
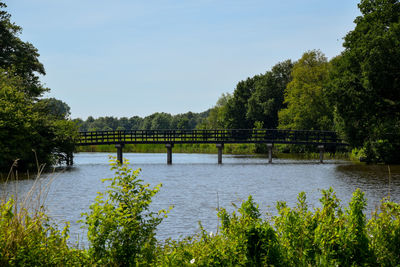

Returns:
76,144,352,160
1,158,400,266
76,143,258,154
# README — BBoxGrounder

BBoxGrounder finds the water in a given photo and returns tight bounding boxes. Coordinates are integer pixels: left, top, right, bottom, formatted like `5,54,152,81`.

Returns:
2,152,400,246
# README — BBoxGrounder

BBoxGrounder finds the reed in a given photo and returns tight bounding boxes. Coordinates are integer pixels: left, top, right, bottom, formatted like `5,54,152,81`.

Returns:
0,160,87,266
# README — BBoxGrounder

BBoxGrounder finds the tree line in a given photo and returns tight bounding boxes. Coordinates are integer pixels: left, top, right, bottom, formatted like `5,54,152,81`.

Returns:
73,110,210,132
201,0,400,163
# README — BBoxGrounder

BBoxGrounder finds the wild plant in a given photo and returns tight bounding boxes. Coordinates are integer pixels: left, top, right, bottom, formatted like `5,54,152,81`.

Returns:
81,157,171,266
0,160,87,266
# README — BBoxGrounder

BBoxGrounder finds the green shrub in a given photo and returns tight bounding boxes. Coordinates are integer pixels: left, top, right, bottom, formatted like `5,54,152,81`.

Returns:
368,199,400,266
81,157,171,266
0,196,87,266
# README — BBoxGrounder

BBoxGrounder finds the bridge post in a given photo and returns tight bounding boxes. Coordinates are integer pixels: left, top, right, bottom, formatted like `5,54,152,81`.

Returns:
115,144,124,164
166,144,174,164
318,145,324,163
267,143,273,163
66,152,73,166
216,143,224,164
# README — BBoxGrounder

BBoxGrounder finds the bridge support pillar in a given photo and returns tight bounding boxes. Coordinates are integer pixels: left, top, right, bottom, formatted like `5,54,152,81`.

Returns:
267,143,273,163
66,152,73,166
318,145,324,163
166,144,174,164
115,144,124,164
216,144,224,164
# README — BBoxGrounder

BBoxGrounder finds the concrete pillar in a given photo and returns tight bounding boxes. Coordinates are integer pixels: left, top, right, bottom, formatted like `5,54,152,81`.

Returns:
267,143,273,163
66,152,73,166
166,144,174,164
115,144,124,164
216,143,224,164
318,145,324,163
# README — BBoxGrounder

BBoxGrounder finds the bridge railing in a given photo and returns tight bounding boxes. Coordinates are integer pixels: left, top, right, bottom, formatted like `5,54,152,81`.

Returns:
77,129,345,146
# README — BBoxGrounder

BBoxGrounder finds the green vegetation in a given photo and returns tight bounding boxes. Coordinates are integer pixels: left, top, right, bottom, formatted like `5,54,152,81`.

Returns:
74,111,209,132
2,160,400,266
278,50,332,131
197,0,400,163
328,0,400,163
0,1,77,171
80,159,171,265
76,143,258,155
204,60,293,130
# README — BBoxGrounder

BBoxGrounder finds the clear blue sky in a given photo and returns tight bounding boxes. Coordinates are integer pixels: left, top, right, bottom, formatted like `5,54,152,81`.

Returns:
7,0,360,119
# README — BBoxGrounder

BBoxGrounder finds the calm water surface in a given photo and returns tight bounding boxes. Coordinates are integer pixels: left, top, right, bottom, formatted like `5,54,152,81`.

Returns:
2,152,400,246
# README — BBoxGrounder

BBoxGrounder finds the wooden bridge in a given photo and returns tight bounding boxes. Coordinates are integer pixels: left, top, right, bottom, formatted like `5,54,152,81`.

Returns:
77,129,348,164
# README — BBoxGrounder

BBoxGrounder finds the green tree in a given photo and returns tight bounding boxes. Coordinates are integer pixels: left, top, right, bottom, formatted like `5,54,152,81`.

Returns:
35,98,71,120
150,112,172,129
200,93,232,129
0,1,46,97
225,78,257,129
0,71,39,169
328,0,400,163
247,60,293,129
0,2,77,170
278,50,333,131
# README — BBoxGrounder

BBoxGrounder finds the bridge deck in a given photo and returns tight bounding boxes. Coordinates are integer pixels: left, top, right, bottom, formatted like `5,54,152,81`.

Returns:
77,129,348,146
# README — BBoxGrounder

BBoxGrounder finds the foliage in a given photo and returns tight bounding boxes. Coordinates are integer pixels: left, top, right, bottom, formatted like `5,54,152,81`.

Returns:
222,60,293,130
157,188,400,266
198,93,232,129
74,111,210,132
278,50,333,131
0,1,46,97
246,60,293,129
0,169,88,266
0,3,77,171
0,70,77,170
368,198,400,266
81,158,171,266
157,196,282,266
3,159,400,266
328,0,400,163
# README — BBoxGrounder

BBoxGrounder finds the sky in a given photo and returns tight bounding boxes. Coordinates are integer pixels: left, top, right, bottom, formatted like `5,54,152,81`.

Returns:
6,0,360,119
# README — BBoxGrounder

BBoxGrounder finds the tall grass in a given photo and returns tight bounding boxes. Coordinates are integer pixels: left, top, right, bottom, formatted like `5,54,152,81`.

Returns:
0,160,87,266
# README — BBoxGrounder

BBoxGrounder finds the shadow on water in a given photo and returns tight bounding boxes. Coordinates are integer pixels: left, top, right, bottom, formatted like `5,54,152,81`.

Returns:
336,164,400,181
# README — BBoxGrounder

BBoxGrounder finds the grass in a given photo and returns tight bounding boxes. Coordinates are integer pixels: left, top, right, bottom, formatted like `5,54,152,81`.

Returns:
76,143,259,155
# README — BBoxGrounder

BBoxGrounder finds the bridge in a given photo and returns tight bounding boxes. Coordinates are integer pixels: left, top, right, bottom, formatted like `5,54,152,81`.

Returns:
77,129,348,164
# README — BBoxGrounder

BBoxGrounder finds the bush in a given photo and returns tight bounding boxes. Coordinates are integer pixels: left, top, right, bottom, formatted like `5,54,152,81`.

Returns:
81,157,171,266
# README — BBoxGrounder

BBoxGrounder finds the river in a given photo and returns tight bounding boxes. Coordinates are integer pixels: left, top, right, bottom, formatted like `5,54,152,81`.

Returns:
2,152,400,246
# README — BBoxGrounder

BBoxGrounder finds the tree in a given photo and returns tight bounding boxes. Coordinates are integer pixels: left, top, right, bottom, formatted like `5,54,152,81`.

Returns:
0,2,77,170
247,60,293,129
150,112,172,129
0,70,77,170
225,78,257,129
0,1,46,97
200,93,232,129
35,98,71,120
278,50,333,131
328,0,400,163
